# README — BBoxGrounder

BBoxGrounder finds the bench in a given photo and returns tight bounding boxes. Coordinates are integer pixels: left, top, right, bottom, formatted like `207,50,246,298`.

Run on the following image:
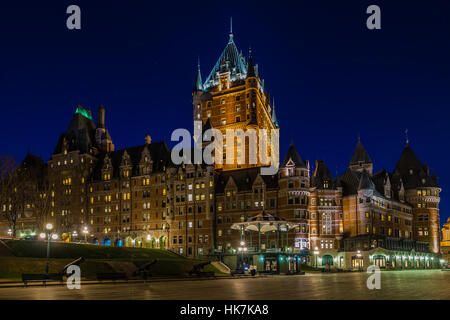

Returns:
96,272,128,282
22,273,64,286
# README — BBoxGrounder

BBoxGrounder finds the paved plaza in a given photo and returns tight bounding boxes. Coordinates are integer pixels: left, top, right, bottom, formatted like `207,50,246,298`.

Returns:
0,270,448,300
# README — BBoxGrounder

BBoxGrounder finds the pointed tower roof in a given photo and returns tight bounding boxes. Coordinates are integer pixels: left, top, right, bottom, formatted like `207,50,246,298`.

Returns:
194,59,203,91
247,48,256,78
312,160,335,189
394,144,424,176
203,27,247,90
349,140,372,165
53,105,97,155
358,169,375,190
281,143,306,168
393,144,438,189
271,99,279,128
202,117,213,135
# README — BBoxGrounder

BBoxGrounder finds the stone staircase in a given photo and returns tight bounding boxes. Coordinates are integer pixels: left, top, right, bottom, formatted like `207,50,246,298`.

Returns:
211,261,231,275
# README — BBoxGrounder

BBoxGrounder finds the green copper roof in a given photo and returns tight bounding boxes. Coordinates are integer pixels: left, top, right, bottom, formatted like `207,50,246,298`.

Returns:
194,64,203,91
75,105,93,120
271,100,279,128
203,32,247,90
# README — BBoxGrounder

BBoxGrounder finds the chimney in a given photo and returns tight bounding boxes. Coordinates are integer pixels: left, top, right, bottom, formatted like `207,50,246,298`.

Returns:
98,106,105,128
145,134,152,145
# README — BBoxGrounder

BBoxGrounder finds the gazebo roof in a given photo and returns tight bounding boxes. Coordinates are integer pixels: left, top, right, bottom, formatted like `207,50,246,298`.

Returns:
231,211,298,234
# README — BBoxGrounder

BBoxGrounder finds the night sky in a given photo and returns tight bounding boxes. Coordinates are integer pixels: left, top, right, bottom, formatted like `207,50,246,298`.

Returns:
0,1,449,225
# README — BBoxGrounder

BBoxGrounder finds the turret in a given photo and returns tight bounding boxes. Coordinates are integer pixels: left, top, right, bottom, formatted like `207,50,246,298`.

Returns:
349,139,373,175
97,105,105,129
95,105,114,152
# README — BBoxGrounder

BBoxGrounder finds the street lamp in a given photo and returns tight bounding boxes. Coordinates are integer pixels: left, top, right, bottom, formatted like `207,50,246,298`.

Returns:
45,223,53,275
357,250,362,271
314,246,319,270
83,226,88,243
7,229,12,237
238,241,247,270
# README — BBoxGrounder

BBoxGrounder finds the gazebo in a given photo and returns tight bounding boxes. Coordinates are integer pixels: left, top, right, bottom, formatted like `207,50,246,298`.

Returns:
231,211,298,252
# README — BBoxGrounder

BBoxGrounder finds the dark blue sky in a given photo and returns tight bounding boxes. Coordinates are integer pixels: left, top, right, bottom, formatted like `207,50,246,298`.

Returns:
0,1,449,225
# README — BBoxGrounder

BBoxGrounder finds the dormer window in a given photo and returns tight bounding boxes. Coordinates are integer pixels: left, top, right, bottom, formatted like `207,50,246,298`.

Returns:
324,181,329,188
409,169,413,175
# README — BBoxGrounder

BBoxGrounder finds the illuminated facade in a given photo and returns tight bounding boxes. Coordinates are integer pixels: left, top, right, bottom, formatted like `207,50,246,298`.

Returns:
0,28,443,270
193,28,278,171
441,218,450,263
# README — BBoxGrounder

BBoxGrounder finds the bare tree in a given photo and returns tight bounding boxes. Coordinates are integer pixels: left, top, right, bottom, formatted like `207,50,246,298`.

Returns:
0,155,23,237
32,175,52,232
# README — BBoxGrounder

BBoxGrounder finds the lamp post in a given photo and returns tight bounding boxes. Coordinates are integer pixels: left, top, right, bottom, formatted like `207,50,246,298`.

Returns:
7,229,12,237
238,241,247,270
356,250,362,271
314,246,319,270
83,226,88,243
45,223,53,275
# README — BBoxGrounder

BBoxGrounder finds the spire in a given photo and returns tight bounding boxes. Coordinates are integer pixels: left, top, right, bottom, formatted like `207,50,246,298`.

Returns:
281,143,306,168
229,17,233,43
349,140,372,166
194,58,203,91
405,128,409,145
203,23,247,90
312,160,335,189
247,47,256,77
271,99,279,128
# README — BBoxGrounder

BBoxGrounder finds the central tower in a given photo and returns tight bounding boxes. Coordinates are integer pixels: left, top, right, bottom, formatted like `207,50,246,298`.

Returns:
193,23,279,171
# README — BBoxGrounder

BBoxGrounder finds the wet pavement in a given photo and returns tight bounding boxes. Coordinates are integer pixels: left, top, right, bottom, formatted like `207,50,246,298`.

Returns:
0,270,448,300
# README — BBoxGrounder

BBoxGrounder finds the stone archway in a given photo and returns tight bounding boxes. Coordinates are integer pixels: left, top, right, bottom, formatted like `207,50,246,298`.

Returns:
125,236,134,247
159,236,166,250
322,254,333,266
114,238,123,247
102,238,111,246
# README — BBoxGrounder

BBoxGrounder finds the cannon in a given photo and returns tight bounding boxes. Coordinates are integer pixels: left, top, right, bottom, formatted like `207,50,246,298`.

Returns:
188,261,214,277
133,259,158,278
61,257,85,276
22,257,85,286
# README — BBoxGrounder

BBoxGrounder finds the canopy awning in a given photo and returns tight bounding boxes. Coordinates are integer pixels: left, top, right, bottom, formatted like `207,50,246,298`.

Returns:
230,211,298,234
